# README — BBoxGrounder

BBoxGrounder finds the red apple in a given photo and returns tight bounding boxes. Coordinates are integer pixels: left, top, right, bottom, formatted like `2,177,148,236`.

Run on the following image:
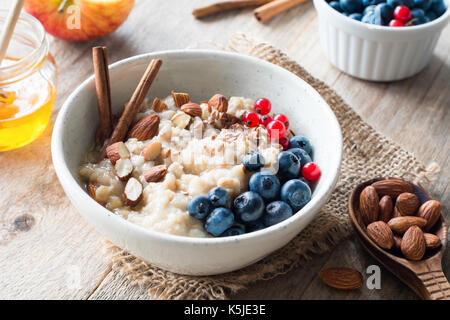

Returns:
24,0,135,42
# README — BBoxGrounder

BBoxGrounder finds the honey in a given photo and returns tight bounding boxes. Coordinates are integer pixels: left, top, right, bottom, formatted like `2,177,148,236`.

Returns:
0,11,56,151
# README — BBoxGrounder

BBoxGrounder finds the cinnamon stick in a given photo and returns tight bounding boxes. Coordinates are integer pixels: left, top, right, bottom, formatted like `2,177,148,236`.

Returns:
106,59,163,147
92,46,112,146
193,0,273,18
254,0,308,23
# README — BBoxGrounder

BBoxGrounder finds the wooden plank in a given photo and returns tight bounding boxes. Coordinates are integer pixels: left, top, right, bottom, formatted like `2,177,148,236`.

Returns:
0,0,448,299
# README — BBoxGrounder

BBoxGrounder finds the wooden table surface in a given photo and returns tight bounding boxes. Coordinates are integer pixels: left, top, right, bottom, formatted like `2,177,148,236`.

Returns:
0,0,448,300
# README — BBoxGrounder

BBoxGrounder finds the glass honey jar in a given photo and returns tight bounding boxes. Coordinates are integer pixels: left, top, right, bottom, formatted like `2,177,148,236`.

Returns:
0,10,56,151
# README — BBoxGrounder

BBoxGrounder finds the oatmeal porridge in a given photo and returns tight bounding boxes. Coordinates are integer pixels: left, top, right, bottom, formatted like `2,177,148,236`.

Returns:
79,94,282,237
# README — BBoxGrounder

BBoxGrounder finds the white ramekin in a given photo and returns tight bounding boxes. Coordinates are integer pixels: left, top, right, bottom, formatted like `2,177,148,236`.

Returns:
313,0,450,81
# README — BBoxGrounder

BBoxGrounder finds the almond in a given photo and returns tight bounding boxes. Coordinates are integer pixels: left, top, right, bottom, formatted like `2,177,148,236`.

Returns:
371,178,413,198
401,226,426,260
423,233,441,249
181,102,202,117
128,114,160,141
115,158,133,181
388,216,427,234
359,186,379,225
142,141,162,161
171,111,191,129
123,177,143,207
319,268,363,290
417,200,441,232
367,221,394,249
208,94,228,113
87,182,104,206
379,195,393,222
105,141,130,165
151,97,168,112
393,235,402,251
395,192,420,216
171,91,190,108
144,164,167,183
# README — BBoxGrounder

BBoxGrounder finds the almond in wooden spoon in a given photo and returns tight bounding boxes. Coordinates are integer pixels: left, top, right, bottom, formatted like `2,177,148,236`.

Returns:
417,200,441,232
359,186,379,225
371,178,413,198
395,192,419,216
379,195,393,222
367,221,394,250
401,226,426,261
387,216,427,234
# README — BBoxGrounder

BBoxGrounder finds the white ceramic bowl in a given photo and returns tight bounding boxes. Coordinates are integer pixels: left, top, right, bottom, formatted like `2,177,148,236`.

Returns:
51,50,342,275
313,0,450,81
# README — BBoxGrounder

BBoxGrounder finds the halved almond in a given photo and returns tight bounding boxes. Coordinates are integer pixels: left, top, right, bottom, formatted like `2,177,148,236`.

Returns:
151,97,168,112
87,182,104,206
171,111,191,129
123,177,143,207
171,91,190,108
115,158,133,181
142,141,162,161
106,141,130,165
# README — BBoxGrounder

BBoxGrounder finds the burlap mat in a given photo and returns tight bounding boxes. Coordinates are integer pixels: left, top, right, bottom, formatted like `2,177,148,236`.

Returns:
105,34,439,300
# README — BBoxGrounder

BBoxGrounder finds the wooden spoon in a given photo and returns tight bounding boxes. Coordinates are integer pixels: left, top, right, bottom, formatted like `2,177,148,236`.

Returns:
349,177,449,300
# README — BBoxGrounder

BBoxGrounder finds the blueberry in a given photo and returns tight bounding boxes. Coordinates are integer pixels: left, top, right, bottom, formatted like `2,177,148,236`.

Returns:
289,136,312,155
414,0,432,10
277,151,301,181
221,226,245,237
363,5,376,14
208,187,228,208
375,3,394,24
232,191,265,223
249,172,281,202
281,179,312,212
349,12,363,19
329,1,343,11
188,196,213,220
263,201,293,227
411,8,426,23
425,10,438,19
339,0,364,13
246,219,266,233
342,11,351,15
431,0,447,16
204,208,234,236
362,0,383,6
387,0,405,7
242,151,265,171
288,148,312,168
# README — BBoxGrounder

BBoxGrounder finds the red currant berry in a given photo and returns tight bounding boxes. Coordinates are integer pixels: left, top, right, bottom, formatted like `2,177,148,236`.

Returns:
279,136,290,150
273,114,289,128
266,120,286,140
243,111,259,127
394,6,411,23
389,19,404,27
254,98,271,115
302,162,321,181
259,114,273,127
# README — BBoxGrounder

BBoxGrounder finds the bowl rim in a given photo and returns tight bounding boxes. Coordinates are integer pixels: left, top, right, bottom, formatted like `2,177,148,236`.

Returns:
314,0,450,32
51,49,343,246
